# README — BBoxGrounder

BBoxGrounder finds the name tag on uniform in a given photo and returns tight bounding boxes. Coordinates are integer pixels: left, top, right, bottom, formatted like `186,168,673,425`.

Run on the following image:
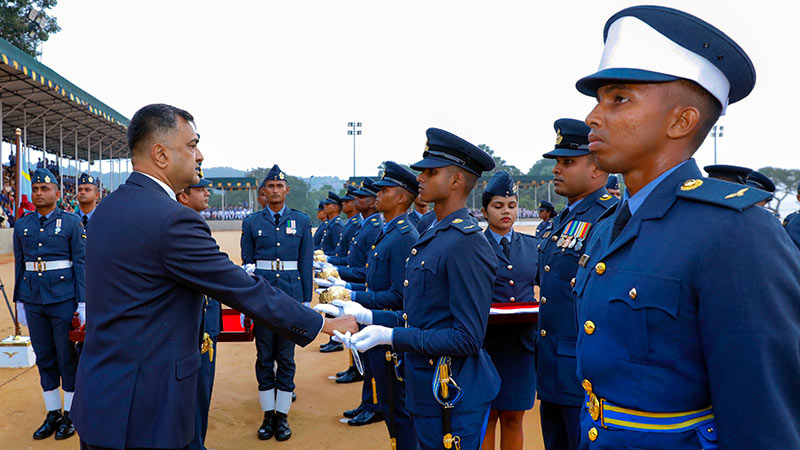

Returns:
286,220,297,235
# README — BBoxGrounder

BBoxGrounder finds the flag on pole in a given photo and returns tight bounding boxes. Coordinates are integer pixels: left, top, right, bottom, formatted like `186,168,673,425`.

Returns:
16,141,33,217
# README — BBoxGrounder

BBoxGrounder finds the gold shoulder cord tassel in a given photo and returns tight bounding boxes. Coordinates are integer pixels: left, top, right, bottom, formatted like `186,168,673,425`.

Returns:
200,332,214,362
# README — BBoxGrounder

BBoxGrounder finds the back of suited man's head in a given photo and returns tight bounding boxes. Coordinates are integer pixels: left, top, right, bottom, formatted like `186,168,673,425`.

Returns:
127,104,195,159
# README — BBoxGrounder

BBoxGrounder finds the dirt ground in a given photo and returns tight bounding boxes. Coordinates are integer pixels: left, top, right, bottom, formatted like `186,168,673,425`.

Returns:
0,227,546,450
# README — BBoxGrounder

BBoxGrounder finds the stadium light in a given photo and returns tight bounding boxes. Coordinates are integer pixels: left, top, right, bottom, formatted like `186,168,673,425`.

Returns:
347,122,362,177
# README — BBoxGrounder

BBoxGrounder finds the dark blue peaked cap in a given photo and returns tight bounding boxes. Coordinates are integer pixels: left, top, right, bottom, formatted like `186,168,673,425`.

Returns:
538,200,555,212
354,177,379,197
341,184,359,201
704,164,752,185
263,164,286,185
411,128,495,176
576,6,756,113
374,161,420,196
31,168,57,185
543,119,591,158
606,175,619,190
78,172,97,186
484,171,517,198
746,171,775,193
317,201,325,210
323,191,343,206
188,177,211,189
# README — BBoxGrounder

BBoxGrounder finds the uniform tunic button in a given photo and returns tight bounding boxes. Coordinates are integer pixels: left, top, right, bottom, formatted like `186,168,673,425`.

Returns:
540,329,546,337
588,427,598,441
429,359,434,366
365,264,369,268
402,313,408,320
507,265,513,270
582,379,593,392
38,243,42,247
421,261,425,266
38,273,42,277
570,278,576,287
403,280,409,287
509,297,515,302
544,265,550,272
541,296,546,304
374,252,378,256
37,257,42,261
411,248,417,255
372,245,376,250
276,227,280,231
406,257,409,263
594,262,606,275
508,280,514,286
60,276,64,280
551,235,558,242
629,288,637,299
276,274,280,278
39,228,44,232
584,321,596,334
276,243,281,247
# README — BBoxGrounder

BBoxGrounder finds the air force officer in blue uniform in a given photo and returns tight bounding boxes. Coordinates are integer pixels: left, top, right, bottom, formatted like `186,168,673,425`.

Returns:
479,171,539,450
535,120,615,450
573,6,800,448
72,104,356,450
14,167,84,441
241,164,313,442
340,128,501,450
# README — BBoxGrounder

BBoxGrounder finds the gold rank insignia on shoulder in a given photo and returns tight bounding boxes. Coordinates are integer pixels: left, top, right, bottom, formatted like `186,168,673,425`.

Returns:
464,225,475,229
555,129,563,145
452,218,463,224
680,179,703,191
600,194,612,200
397,220,405,224
724,187,748,199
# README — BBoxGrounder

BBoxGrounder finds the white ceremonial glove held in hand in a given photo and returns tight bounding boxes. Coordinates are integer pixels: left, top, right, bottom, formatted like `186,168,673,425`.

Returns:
241,264,256,276
332,329,350,346
77,302,86,326
350,325,393,352
315,278,333,288
303,302,311,308
328,277,347,287
15,302,27,328
313,261,324,270
331,299,372,325
240,313,246,329
313,303,342,317
320,262,334,270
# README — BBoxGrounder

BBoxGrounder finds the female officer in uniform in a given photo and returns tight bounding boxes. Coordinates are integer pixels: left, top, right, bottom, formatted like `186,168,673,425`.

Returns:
479,172,538,450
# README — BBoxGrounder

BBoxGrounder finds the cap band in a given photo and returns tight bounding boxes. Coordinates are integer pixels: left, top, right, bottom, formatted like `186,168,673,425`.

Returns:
599,16,731,114
424,146,483,175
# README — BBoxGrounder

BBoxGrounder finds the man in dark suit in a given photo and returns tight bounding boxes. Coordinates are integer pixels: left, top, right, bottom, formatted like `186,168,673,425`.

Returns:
72,103,356,450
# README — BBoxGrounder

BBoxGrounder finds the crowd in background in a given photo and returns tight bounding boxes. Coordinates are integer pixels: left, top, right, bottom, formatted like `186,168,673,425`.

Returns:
468,206,543,221
201,206,252,220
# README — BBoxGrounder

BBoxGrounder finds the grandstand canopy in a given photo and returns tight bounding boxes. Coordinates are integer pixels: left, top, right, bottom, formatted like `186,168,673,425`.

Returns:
0,36,128,162
206,177,258,191
346,174,553,189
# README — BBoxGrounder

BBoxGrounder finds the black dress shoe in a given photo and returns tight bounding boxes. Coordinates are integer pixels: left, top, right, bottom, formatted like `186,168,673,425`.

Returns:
336,365,355,378
273,412,292,441
343,404,363,418
55,411,75,440
258,411,275,440
292,392,297,402
33,410,62,440
335,368,363,384
319,336,335,350
348,410,384,426
320,341,344,353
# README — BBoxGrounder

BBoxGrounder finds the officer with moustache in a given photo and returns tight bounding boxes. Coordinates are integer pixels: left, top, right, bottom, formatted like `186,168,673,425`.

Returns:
573,6,800,448
176,175,220,450
241,164,313,442
75,173,99,228
318,162,421,449
330,128,501,449
535,119,615,450
14,168,85,441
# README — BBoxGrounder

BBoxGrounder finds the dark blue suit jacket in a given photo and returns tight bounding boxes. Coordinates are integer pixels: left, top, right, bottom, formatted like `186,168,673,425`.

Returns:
574,160,800,449
373,208,500,416
536,187,615,406
483,229,538,352
72,173,323,449
350,214,419,310
241,207,313,302
13,208,85,305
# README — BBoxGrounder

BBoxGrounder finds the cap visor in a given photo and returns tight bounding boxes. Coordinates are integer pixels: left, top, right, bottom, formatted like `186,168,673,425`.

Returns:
543,148,591,159
575,68,680,97
410,156,452,171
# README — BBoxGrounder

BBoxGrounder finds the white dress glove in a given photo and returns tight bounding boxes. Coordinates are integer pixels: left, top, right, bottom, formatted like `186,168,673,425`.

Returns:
15,302,27,328
242,264,256,276
315,278,333,288
349,325,393,352
313,299,373,325
328,277,347,287
77,302,86,326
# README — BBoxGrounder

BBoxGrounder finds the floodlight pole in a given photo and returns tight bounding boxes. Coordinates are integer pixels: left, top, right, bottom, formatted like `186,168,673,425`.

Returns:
711,125,724,164
347,122,362,177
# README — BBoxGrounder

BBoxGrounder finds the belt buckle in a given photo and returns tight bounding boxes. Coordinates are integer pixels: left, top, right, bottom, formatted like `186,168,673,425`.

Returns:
588,392,604,426
36,261,46,272
271,260,283,271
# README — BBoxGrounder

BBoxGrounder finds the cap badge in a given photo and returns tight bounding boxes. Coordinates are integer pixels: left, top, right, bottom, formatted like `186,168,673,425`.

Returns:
44,175,51,183
512,184,518,194
555,129,563,145
279,172,285,180
680,179,703,191
88,176,93,183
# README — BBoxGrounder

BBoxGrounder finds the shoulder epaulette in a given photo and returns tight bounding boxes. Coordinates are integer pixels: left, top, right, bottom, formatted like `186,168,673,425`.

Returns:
369,218,381,227
596,203,618,222
396,219,412,234
596,193,619,209
783,211,799,227
676,177,770,212
290,208,310,220
449,217,480,234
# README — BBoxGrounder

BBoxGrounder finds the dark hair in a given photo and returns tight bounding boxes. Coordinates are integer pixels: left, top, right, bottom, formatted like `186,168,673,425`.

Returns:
127,104,195,156
673,80,722,150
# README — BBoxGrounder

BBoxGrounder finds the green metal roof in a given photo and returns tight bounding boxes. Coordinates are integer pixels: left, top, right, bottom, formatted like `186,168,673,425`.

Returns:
0,35,128,161
206,177,259,191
